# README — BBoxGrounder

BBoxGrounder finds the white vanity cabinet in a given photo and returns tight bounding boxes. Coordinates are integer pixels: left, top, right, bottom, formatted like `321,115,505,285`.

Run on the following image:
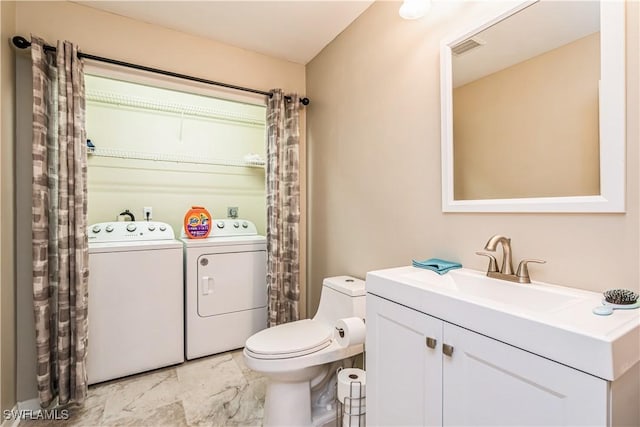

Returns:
366,294,443,426
367,294,610,426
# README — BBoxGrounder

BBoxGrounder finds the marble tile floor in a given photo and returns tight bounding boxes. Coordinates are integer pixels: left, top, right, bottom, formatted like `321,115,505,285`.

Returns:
19,350,267,427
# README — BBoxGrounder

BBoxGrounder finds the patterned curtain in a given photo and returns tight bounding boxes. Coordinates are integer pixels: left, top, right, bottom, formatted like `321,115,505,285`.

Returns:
266,90,301,327
31,37,89,408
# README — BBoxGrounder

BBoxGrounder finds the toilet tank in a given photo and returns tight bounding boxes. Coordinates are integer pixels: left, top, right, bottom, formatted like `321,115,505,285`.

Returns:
312,276,366,325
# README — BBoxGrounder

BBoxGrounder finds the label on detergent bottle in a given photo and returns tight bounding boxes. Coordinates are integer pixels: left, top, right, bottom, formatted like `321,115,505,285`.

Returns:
184,206,212,239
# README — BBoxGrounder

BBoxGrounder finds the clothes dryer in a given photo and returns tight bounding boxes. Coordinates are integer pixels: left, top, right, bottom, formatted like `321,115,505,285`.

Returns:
182,219,267,360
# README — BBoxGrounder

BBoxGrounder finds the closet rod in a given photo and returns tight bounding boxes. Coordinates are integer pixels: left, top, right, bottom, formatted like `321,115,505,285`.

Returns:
11,35,310,106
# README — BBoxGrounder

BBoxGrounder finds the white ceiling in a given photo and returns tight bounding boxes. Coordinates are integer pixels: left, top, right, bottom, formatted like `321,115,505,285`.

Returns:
74,1,374,65
453,1,600,87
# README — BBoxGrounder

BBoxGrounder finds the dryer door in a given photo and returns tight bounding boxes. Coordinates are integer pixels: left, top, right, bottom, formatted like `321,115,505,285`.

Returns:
197,250,267,317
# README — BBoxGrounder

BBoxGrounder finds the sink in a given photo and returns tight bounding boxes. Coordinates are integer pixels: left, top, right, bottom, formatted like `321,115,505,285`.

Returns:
446,269,582,312
366,266,640,381
400,268,586,313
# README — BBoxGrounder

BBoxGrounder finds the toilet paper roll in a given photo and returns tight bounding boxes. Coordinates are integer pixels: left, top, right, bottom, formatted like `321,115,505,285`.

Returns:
334,317,366,348
337,368,366,403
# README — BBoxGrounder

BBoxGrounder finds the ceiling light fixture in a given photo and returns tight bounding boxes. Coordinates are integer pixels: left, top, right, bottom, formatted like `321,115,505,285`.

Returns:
399,0,432,20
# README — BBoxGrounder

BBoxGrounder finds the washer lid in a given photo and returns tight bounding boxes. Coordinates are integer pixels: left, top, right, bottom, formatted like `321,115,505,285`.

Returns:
245,319,332,358
89,240,183,253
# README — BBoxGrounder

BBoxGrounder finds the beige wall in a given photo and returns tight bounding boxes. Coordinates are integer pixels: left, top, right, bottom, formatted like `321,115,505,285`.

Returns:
12,0,307,403
1,0,17,413
306,1,639,314
453,32,600,200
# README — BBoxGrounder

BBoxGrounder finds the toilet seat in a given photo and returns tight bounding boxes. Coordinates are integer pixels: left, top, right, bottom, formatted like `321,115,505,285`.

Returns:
245,319,333,360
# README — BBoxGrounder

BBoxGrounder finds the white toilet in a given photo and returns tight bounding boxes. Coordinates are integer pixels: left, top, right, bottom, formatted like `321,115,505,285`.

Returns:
243,276,366,427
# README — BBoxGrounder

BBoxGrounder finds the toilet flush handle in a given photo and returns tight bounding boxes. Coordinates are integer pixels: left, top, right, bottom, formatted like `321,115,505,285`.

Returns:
201,276,213,295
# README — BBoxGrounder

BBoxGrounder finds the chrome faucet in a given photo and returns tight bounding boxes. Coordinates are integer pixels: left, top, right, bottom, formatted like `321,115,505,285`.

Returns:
476,235,545,284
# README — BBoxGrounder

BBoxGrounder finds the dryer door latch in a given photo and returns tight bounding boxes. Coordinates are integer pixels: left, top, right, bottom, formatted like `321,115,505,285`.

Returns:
201,276,213,295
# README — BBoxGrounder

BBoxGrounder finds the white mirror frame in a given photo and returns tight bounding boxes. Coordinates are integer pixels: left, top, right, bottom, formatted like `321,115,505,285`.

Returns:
440,0,625,213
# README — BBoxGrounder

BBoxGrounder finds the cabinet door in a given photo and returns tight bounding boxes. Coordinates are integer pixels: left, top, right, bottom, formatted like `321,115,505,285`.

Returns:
442,323,608,426
366,294,443,427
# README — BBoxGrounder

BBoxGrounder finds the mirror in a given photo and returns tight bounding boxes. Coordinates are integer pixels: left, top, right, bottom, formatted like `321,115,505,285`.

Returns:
440,0,625,212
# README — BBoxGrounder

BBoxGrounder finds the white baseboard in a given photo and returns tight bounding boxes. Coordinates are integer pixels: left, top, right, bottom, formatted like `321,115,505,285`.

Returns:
5,394,87,425
1,404,21,427
1,399,40,427
17,399,40,412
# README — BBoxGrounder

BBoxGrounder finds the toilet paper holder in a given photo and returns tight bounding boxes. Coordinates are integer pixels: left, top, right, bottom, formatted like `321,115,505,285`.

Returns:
335,318,365,338
336,367,366,427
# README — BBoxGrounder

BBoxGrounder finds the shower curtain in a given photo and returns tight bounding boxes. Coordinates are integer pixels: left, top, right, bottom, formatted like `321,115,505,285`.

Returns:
31,36,89,407
266,89,301,327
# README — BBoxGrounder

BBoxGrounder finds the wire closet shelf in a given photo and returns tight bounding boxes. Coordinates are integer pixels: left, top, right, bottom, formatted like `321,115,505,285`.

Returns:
85,88,267,168
88,147,266,169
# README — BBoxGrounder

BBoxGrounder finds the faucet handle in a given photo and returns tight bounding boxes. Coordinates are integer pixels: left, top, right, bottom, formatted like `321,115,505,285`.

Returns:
516,259,546,283
475,251,499,273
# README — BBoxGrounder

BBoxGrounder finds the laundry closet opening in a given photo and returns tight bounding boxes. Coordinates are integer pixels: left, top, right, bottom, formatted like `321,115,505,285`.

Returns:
85,74,268,235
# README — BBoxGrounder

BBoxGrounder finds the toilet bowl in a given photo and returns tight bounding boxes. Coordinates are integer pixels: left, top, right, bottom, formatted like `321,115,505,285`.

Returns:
243,276,366,427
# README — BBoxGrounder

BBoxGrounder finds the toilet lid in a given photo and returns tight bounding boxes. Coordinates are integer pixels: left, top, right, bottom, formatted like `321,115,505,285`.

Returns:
245,319,333,359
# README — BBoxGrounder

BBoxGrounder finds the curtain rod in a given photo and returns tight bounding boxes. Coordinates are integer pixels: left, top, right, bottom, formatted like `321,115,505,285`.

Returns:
11,36,310,106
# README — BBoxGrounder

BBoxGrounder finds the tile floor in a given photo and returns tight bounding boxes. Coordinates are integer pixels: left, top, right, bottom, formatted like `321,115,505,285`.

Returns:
20,350,266,427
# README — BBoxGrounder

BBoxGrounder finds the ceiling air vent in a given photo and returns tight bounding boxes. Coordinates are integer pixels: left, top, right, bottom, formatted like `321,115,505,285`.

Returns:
451,37,485,56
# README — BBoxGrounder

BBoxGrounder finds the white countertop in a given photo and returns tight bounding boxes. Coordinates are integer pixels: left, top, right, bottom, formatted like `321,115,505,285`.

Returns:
366,266,640,381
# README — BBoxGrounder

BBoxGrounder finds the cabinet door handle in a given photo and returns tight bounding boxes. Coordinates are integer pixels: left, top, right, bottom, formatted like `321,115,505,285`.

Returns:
426,337,437,349
443,343,454,357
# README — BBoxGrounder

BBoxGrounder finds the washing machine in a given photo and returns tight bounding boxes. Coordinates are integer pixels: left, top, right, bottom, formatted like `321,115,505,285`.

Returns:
183,219,267,360
87,221,184,384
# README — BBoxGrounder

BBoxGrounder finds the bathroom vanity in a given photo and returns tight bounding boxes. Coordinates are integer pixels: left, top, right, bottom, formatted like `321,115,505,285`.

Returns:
365,267,640,426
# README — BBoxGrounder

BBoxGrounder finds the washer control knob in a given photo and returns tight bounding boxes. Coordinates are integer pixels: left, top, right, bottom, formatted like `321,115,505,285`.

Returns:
126,223,137,232
217,221,225,229
91,225,101,233
148,225,156,231
105,225,114,233
242,221,249,228
159,225,167,232
233,221,240,228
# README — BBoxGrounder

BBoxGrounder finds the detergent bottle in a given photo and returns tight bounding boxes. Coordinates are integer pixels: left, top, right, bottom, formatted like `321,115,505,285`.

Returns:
183,206,212,239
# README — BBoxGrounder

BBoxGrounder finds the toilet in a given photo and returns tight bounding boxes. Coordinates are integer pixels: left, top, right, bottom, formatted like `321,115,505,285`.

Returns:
243,276,366,427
